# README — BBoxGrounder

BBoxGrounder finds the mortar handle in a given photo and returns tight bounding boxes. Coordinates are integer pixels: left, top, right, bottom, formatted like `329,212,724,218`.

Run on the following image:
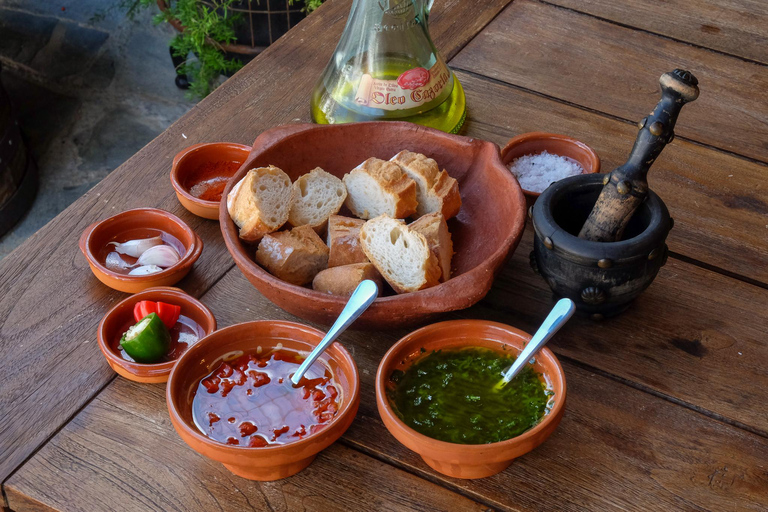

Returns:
616,69,699,187
578,70,698,242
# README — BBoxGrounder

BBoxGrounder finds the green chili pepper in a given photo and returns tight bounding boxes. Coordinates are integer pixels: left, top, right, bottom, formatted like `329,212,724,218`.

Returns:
120,313,171,363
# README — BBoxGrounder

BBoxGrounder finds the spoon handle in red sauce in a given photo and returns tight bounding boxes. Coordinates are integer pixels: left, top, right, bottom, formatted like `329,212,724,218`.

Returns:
290,280,378,385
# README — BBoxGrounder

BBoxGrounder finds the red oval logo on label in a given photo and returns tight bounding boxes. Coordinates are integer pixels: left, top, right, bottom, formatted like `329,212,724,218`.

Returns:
397,67,430,90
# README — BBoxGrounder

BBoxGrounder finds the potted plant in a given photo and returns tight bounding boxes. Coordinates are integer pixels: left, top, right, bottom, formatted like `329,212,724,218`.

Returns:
121,0,323,98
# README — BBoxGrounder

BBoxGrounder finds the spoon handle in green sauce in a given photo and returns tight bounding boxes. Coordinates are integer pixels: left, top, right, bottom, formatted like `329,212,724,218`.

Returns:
496,298,575,389
290,280,378,385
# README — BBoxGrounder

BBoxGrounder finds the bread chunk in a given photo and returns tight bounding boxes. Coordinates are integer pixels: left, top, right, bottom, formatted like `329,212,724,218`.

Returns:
312,263,382,297
390,150,461,219
342,158,417,219
255,225,329,285
326,215,368,268
288,167,347,232
359,215,440,294
409,213,453,282
227,166,294,242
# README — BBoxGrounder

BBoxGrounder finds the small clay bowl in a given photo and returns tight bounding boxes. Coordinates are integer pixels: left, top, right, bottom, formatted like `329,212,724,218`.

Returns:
221,122,527,329
171,142,252,219
501,132,600,208
166,320,360,481
376,319,566,479
97,286,216,383
79,208,203,293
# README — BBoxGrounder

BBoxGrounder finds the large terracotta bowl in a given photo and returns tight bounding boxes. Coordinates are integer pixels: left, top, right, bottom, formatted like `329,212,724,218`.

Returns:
79,208,203,293
376,320,566,479
220,122,527,329
166,321,360,481
97,286,216,383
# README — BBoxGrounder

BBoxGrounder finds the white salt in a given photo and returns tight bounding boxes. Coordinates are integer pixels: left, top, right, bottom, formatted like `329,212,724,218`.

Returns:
508,150,584,193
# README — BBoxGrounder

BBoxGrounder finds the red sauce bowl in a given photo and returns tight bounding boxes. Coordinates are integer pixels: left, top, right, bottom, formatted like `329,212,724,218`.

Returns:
501,132,600,208
166,321,360,481
97,286,216,383
171,142,252,220
376,319,566,479
79,207,203,293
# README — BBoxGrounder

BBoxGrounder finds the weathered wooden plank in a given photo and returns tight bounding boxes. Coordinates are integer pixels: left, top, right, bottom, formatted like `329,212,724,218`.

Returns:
4,379,487,512
453,70,768,285
9,264,767,511
546,0,768,65
0,0,513,483
451,0,768,163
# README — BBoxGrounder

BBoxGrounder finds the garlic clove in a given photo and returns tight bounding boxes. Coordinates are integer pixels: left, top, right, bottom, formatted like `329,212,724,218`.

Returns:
135,245,180,268
128,265,164,275
105,251,133,271
108,236,163,258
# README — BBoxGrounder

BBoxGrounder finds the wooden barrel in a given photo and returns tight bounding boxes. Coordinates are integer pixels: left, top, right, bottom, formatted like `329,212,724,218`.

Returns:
0,67,37,237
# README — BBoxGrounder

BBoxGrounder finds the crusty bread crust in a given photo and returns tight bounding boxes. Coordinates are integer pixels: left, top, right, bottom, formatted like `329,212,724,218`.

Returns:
390,150,461,219
343,158,417,219
227,166,294,242
312,263,382,296
327,215,368,267
409,213,453,282
255,225,329,285
359,215,441,294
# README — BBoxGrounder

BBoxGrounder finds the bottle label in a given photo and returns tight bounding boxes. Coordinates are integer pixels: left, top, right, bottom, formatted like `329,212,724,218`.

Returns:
354,60,451,111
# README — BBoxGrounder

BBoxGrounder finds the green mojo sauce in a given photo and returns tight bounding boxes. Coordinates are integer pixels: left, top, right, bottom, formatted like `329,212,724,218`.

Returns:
388,347,551,444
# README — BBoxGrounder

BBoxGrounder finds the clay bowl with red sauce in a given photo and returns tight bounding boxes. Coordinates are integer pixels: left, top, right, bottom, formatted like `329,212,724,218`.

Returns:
166,320,360,481
220,122,527,330
171,142,252,219
98,286,216,383
501,132,601,208
376,319,566,479
79,208,203,293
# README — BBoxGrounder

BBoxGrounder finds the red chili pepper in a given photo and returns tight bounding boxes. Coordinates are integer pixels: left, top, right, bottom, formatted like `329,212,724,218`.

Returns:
133,300,181,329
156,301,181,328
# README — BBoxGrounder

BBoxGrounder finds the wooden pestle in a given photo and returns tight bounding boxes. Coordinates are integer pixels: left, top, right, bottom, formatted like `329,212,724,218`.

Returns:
578,69,699,242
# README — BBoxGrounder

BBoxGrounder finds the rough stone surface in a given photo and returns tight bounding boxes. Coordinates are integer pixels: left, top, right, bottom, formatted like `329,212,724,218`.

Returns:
0,1,195,260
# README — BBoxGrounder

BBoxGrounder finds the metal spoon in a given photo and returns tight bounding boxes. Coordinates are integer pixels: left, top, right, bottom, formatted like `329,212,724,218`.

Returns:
495,298,575,390
290,280,378,386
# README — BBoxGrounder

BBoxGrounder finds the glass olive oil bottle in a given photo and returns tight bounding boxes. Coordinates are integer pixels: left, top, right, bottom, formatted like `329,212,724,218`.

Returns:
310,0,466,133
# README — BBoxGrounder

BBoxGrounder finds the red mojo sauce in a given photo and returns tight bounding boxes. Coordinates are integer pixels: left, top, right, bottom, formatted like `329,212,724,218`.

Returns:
187,161,241,202
192,350,340,447
113,314,204,363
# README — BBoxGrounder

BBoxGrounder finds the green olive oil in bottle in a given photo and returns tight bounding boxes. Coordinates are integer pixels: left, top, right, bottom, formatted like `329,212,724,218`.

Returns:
310,0,466,133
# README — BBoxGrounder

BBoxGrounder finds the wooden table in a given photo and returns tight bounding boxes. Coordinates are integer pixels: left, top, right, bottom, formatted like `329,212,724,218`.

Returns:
2,0,767,510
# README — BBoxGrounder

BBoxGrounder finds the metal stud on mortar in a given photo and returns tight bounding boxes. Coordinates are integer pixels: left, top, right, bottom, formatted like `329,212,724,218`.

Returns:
530,70,699,318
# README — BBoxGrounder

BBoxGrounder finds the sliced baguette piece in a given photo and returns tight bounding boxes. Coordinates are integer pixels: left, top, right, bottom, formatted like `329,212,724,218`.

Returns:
409,212,453,282
227,166,294,242
326,215,368,268
342,158,417,219
254,225,329,285
288,167,347,232
390,150,461,219
359,215,441,294
312,263,383,297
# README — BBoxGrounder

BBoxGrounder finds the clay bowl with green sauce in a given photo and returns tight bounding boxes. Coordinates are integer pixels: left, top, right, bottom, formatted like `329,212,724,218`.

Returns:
375,319,566,479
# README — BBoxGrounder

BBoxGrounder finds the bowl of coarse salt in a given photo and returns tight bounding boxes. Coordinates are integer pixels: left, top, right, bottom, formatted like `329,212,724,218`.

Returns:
501,132,600,207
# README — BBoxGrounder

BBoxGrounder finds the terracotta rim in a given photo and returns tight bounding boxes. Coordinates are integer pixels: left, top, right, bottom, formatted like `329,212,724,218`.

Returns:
166,320,360,454
375,319,566,453
219,122,527,312
170,142,252,210
501,131,601,198
79,207,203,284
